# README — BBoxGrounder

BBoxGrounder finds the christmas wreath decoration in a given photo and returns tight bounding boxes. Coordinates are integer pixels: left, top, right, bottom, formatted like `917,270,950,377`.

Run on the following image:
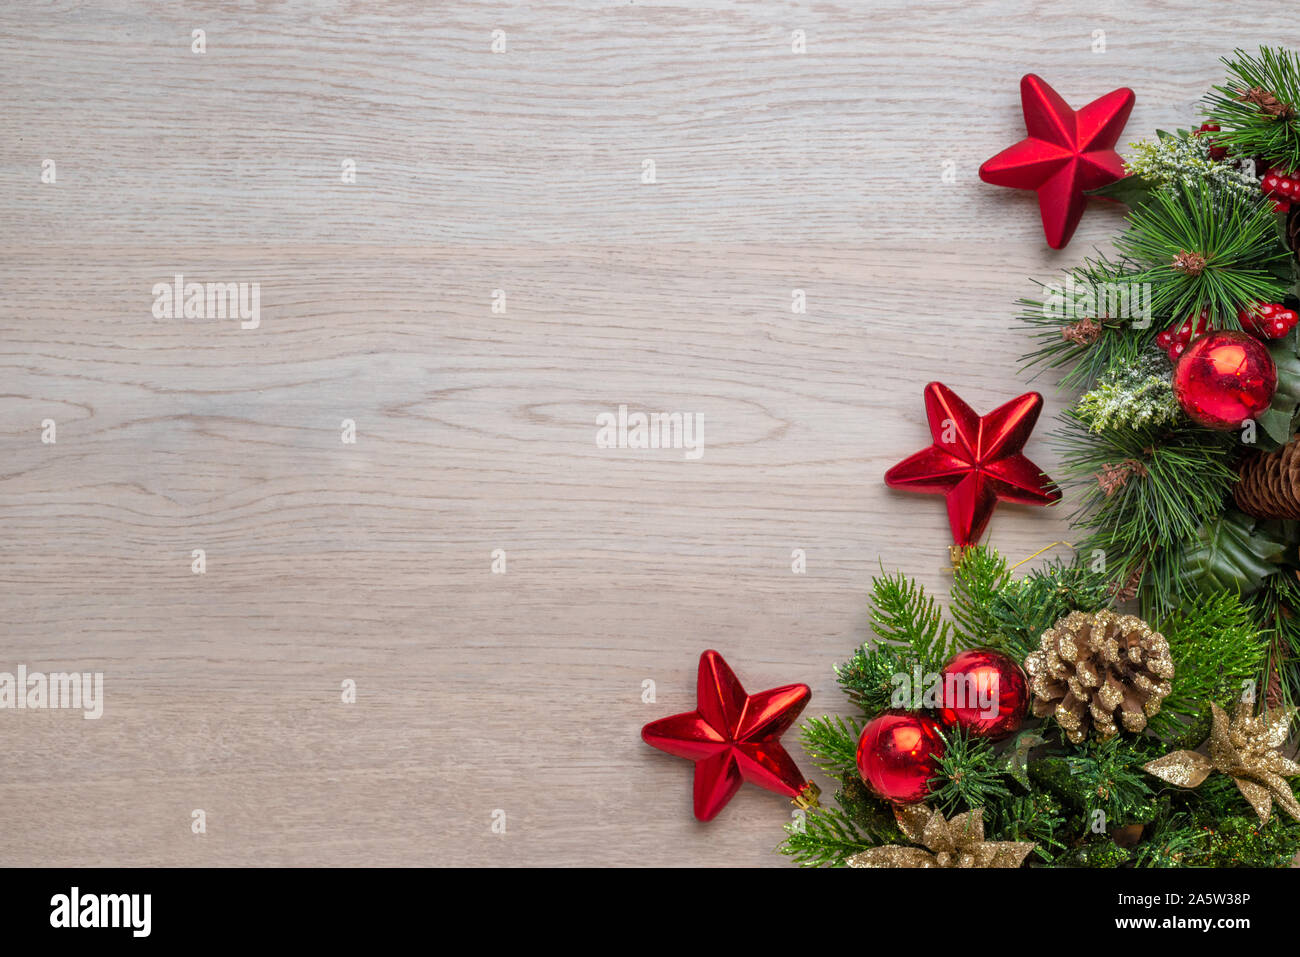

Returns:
1020,46,1300,707
782,48,1300,868
780,548,1300,867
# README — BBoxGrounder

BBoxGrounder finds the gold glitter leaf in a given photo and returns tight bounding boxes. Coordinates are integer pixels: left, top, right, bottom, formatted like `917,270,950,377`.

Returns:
1143,749,1213,788
1143,700,1300,824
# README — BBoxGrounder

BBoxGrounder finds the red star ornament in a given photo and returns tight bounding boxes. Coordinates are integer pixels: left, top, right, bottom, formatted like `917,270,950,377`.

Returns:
885,382,1061,547
642,650,815,821
979,74,1134,249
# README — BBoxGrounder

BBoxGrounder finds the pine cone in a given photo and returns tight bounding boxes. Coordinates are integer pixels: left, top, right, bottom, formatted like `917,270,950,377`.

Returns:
1024,610,1174,744
1234,436,1300,520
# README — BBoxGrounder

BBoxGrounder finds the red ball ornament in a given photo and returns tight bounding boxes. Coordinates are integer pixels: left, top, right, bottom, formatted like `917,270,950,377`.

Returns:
1173,330,1277,430
938,649,1028,741
856,712,946,804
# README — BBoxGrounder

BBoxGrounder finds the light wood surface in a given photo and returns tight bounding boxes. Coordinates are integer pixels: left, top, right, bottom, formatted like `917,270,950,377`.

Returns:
1,1,1287,866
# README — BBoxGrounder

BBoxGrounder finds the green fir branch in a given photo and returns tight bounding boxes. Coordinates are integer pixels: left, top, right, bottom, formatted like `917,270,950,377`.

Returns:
1249,570,1300,708
838,569,961,714
779,806,872,868
928,728,1013,815
983,559,1114,662
1018,256,1151,390
798,715,861,779
1054,412,1238,610
949,545,1010,646
1152,591,1269,737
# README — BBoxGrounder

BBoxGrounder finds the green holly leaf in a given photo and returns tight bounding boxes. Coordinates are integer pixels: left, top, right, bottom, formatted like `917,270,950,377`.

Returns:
1258,331,1300,446
1086,174,1155,208
1003,730,1047,789
1177,510,1288,597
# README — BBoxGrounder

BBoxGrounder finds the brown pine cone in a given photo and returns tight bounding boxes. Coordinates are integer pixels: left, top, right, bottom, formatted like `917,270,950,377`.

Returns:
1234,436,1300,520
1024,610,1175,744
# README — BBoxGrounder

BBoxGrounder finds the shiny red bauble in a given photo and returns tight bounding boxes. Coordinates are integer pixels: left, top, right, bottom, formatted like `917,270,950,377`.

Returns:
1173,330,1277,430
938,649,1028,740
856,712,946,804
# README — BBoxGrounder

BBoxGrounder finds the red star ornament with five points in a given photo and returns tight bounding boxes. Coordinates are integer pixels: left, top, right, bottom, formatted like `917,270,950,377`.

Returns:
642,650,813,821
979,74,1134,249
885,382,1061,547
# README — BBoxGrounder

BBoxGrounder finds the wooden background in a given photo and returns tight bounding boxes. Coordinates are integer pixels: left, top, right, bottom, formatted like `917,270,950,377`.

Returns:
1,1,1290,866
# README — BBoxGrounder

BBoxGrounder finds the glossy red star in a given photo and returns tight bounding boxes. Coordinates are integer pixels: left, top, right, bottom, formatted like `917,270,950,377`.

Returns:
979,74,1134,249
642,650,813,821
885,382,1060,547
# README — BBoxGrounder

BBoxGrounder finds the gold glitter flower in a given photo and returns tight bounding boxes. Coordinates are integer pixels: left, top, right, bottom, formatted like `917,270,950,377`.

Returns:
1143,700,1300,825
846,805,1035,869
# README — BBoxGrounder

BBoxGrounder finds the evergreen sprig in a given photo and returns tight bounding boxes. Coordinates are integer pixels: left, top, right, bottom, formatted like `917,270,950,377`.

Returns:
1035,737,1157,827
1152,592,1269,736
1204,47,1300,171
779,806,871,868
949,546,1010,645
1018,256,1149,390
1250,570,1300,707
928,727,1012,815
837,569,961,714
1054,412,1238,610
983,559,1113,661
1114,178,1287,327
986,794,1069,863
798,715,861,779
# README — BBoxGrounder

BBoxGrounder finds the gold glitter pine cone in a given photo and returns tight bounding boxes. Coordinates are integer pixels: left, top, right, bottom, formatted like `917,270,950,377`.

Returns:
1024,610,1174,744
1233,435,1300,521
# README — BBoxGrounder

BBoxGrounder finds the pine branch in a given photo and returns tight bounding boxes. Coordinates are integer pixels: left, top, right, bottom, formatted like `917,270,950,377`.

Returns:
983,559,1113,662
1130,813,1211,868
1018,256,1151,390
1249,570,1300,708
1114,178,1288,327
1054,412,1239,609
1030,737,1157,827
986,793,1070,863
1204,46,1300,171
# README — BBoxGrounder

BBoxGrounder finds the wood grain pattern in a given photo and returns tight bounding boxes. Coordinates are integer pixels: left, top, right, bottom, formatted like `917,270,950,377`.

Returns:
0,1,1285,866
